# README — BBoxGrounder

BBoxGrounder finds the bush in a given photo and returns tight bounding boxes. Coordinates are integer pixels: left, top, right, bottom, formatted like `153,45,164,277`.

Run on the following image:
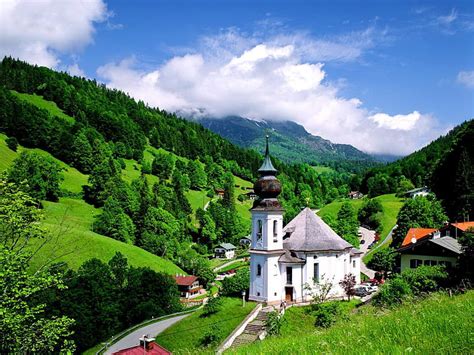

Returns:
200,324,221,347
265,311,284,336
6,136,18,151
372,277,412,307
221,269,249,296
201,296,222,317
312,302,342,328
401,265,449,295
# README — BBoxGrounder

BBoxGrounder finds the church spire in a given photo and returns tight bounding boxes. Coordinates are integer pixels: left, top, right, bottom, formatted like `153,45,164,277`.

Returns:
258,135,277,176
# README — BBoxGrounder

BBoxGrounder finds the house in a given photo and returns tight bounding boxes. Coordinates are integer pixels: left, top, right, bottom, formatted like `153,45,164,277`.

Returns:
348,191,363,199
214,242,236,259
174,275,202,299
249,137,361,304
215,188,225,198
441,221,474,239
404,186,430,198
240,235,252,247
398,227,462,272
246,190,257,200
113,336,170,355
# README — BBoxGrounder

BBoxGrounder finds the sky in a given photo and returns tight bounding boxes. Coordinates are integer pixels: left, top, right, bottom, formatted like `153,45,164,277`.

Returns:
0,0,473,156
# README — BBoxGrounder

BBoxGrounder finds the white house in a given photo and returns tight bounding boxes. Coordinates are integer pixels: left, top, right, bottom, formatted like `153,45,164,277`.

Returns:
404,186,430,198
249,137,361,305
215,242,236,259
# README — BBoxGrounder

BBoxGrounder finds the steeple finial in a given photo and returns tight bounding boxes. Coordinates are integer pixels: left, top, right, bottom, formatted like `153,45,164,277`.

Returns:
258,135,277,175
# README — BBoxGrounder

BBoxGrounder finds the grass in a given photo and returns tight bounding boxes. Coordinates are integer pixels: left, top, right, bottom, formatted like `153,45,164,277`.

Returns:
27,197,183,274
186,189,211,212
0,133,88,194
156,297,256,354
232,291,474,354
312,165,336,174
11,90,75,124
217,259,249,274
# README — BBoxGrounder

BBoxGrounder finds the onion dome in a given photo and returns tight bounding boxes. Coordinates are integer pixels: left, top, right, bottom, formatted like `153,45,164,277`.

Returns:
252,136,283,210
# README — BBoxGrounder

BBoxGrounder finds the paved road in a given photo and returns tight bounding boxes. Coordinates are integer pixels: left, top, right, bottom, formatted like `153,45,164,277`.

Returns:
104,313,191,354
214,258,241,272
358,227,375,279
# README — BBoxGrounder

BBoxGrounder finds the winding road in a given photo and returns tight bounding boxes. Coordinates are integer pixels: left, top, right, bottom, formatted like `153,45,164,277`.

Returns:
104,313,192,354
358,226,376,279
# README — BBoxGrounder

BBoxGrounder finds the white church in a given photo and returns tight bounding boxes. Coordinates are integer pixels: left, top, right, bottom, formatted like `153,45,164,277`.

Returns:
249,138,362,304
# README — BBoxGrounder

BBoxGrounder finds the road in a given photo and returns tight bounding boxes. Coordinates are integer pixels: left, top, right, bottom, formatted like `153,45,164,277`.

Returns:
104,313,191,354
358,226,375,279
214,258,241,272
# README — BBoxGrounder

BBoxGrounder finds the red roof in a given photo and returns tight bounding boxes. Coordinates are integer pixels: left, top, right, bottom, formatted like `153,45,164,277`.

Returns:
402,228,437,247
113,342,170,355
174,275,198,286
452,222,474,232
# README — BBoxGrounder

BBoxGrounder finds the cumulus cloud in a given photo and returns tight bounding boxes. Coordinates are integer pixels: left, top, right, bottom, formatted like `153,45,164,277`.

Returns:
97,29,446,156
0,0,107,67
457,70,474,89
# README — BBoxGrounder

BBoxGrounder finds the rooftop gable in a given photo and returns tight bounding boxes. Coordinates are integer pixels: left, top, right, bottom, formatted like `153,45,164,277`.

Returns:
402,227,438,247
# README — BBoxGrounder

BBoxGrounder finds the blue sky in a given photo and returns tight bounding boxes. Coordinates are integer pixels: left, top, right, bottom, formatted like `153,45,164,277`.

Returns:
1,0,473,155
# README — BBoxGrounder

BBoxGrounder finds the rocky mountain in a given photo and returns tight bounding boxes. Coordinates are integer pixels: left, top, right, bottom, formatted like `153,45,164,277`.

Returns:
193,116,377,172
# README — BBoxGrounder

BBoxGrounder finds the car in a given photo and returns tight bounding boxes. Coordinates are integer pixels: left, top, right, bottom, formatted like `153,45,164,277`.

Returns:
361,283,378,293
354,286,369,297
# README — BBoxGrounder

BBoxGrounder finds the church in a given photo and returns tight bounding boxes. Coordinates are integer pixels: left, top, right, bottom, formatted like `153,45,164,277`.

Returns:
249,138,362,304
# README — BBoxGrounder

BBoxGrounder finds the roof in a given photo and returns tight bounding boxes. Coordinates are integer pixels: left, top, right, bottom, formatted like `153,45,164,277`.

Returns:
350,248,363,256
405,186,429,194
283,208,352,252
451,221,474,232
279,250,305,264
113,342,170,355
217,242,236,250
174,275,198,286
258,136,277,175
401,228,437,247
429,237,462,254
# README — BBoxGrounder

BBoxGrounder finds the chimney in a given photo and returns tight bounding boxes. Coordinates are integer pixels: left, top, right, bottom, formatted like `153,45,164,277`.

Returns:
432,230,440,239
139,336,155,351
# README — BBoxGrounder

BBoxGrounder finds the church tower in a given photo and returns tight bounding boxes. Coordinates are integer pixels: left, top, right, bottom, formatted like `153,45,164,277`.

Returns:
249,136,284,304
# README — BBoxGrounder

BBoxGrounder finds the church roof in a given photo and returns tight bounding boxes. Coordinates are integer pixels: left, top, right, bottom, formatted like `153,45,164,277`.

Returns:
283,208,353,252
258,135,277,175
279,250,305,264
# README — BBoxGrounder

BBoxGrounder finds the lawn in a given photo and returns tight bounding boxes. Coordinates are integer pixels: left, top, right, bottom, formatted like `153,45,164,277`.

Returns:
217,259,249,274
186,189,211,213
11,90,75,124
232,291,474,354
27,197,183,274
312,165,336,174
156,297,256,354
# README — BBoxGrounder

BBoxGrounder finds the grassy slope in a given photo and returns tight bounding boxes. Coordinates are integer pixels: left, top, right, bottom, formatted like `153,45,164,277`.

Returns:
232,291,474,354
156,297,256,354
312,165,336,174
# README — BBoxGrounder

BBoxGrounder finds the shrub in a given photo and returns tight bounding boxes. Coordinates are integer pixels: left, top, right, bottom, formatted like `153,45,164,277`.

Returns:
312,302,342,328
221,269,249,296
401,265,449,295
265,311,284,336
200,324,221,346
372,277,412,307
201,296,222,317
6,136,18,151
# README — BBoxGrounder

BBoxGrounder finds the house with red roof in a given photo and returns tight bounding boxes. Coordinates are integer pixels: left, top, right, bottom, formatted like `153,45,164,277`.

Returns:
113,336,170,355
174,275,202,299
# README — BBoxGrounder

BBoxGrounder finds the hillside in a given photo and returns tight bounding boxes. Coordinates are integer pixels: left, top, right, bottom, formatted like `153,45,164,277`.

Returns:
195,116,377,173
0,133,183,273
231,291,473,354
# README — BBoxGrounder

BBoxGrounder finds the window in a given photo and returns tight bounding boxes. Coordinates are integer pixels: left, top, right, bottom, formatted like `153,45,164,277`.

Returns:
286,266,293,285
353,260,356,268
257,220,263,237
313,263,319,283
410,259,423,268
257,264,262,277
273,220,278,242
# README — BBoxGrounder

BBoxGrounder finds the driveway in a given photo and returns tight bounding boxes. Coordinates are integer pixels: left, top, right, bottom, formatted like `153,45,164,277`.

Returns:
358,226,375,279
104,313,191,354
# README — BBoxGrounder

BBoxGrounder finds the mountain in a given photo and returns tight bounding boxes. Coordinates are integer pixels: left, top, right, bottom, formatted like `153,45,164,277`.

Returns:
192,116,377,172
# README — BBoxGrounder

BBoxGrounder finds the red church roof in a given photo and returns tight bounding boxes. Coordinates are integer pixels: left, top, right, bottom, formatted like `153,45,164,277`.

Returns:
174,275,198,286
402,228,437,247
113,342,170,355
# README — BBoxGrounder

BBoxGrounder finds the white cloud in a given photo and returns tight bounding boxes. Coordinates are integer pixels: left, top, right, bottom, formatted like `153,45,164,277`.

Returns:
98,29,445,156
437,8,458,26
457,70,474,89
0,0,107,67
66,63,85,77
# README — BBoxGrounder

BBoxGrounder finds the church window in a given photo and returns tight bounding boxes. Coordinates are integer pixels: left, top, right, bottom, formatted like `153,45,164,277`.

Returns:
257,220,263,237
286,266,293,285
313,263,319,282
273,220,278,242
352,260,356,268
257,264,262,277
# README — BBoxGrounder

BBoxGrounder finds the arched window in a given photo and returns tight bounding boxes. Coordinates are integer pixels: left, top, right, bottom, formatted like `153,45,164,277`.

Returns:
257,220,263,237
257,264,262,276
273,220,278,242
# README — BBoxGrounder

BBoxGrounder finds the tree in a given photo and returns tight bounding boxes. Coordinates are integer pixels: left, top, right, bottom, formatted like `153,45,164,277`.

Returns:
7,151,63,201
188,159,207,189
5,136,18,151
457,227,474,282
197,208,217,248
0,178,75,353
151,151,175,179
202,296,222,317
367,248,396,278
358,198,383,230
392,195,447,247
339,273,356,300
335,202,359,247
83,157,120,206
70,129,94,173
222,172,235,210
93,197,136,244
221,269,250,296
109,252,128,288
